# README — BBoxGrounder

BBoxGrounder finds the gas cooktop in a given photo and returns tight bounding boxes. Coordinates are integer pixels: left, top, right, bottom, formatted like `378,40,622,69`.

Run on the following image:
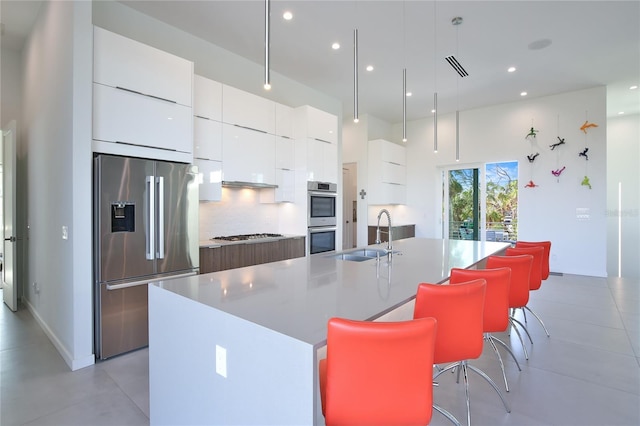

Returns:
211,233,284,242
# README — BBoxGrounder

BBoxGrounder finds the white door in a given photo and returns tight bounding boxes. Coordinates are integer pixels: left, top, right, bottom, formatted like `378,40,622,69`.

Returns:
3,121,18,311
342,163,357,250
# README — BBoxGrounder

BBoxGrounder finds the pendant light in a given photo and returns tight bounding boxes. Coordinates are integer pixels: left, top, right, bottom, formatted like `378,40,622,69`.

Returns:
452,16,463,161
263,0,271,90
354,28,359,123
403,68,407,142
402,2,407,142
433,1,438,152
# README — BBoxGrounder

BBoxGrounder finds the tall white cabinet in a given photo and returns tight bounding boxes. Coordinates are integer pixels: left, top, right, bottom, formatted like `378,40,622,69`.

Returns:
368,139,407,205
92,26,194,163
294,106,338,184
193,75,223,201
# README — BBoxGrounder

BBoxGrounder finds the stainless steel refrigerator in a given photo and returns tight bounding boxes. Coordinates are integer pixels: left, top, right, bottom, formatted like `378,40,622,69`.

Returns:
94,154,199,359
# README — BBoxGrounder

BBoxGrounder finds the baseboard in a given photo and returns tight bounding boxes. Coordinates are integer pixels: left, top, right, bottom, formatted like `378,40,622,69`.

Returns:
549,271,564,276
24,298,95,371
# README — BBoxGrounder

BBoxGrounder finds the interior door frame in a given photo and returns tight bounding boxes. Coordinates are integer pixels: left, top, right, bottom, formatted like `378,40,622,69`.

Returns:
2,120,18,311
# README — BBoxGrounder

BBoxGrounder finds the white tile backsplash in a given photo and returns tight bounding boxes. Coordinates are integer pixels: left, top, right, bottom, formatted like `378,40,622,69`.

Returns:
199,187,280,239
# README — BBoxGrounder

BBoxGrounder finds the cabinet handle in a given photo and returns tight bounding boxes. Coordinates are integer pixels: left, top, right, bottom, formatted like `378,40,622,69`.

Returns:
195,115,211,120
115,140,178,152
314,137,332,144
116,86,177,104
233,124,268,134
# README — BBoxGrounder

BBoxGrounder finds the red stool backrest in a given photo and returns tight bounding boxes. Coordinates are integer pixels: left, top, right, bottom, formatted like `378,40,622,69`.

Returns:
506,246,544,290
516,241,551,280
413,279,486,364
450,267,511,333
486,254,532,309
320,317,438,425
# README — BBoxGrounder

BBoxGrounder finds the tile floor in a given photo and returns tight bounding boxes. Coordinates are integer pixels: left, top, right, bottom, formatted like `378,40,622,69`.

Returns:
1,274,639,425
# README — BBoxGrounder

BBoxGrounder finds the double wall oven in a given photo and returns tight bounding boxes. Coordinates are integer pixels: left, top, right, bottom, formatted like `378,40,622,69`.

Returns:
307,181,337,255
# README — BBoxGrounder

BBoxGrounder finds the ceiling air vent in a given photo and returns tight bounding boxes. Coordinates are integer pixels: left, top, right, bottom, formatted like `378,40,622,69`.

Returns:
445,55,469,77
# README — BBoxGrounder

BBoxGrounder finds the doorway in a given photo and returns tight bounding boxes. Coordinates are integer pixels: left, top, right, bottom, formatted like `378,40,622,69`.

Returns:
444,161,518,242
342,163,357,250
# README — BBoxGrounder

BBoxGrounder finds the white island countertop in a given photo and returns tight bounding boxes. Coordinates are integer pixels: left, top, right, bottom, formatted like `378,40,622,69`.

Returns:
154,238,510,348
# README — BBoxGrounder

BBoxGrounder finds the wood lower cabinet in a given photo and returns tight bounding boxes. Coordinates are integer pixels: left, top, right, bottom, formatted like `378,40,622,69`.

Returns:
199,246,221,274
367,225,415,245
199,237,305,274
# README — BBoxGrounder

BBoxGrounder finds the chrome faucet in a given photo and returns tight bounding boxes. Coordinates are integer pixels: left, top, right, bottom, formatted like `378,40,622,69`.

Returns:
375,209,392,252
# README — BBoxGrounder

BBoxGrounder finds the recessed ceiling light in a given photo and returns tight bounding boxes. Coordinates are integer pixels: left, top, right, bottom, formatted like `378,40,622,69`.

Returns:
366,65,374,72
630,85,638,90
528,38,552,50
406,92,412,97
282,11,293,20
520,91,528,97
618,111,625,115
331,42,340,50
431,109,436,113
508,66,516,73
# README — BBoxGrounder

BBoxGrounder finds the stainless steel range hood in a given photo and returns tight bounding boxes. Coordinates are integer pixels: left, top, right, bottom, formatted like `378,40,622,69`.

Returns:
221,181,278,189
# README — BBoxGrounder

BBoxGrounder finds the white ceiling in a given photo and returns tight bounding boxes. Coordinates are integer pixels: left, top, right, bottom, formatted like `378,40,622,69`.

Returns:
2,1,639,123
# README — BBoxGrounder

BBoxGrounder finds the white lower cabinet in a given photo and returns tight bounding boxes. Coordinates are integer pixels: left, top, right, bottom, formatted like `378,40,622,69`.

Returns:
194,159,222,201
222,124,275,184
306,138,338,183
93,83,192,156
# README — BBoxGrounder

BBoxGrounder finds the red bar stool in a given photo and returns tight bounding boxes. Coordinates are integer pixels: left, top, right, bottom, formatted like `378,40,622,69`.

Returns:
414,279,510,426
506,246,550,337
319,316,458,426
516,241,551,280
485,254,534,360
449,267,521,392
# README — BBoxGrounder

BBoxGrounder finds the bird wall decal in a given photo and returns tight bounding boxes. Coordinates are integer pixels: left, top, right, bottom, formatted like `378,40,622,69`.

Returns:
550,137,565,150
580,121,598,134
579,147,589,160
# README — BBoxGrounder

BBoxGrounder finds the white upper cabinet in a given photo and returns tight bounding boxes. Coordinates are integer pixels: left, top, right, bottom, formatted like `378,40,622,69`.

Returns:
222,123,275,184
294,105,338,144
194,159,222,202
193,117,222,161
275,103,294,138
306,138,338,184
93,84,193,155
194,75,222,121
368,139,407,205
275,136,295,170
93,26,193,107
222,85,275,134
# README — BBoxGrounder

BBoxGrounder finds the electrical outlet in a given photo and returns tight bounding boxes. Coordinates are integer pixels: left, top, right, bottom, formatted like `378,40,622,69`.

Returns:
215,345,227,378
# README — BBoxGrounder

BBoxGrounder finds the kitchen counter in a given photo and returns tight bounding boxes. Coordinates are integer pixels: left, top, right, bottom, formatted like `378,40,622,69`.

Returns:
198,233,305,248
149,238,510,425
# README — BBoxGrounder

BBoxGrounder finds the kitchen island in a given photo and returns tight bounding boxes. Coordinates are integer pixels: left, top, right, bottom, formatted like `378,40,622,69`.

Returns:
148,238,510,425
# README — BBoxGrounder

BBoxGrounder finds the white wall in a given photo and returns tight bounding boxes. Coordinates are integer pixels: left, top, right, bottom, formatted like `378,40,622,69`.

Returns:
606,113,640,278
399,86,608,276
342,87,609,276
21,0,94,370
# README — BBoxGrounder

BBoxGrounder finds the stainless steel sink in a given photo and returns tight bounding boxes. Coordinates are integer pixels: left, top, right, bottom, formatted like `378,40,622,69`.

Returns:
329,248,399,262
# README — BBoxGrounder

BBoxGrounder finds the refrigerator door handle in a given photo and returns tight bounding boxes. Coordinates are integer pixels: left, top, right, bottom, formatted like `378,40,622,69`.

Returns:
146,175,155,260
156,176,165,259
